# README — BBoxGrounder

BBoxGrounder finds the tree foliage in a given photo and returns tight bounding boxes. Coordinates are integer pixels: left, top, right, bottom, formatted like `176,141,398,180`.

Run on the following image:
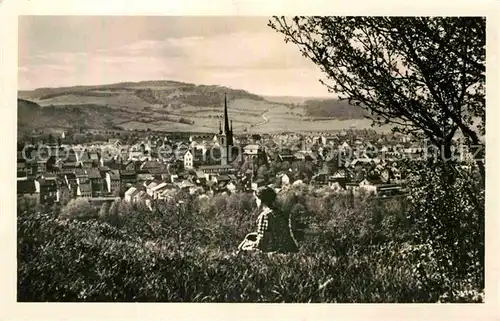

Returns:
268,16,485,181
60,198,97,221
405,160,484,300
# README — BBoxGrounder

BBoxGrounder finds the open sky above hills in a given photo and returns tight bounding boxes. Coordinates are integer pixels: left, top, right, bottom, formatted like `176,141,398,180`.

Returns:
19,16,331,97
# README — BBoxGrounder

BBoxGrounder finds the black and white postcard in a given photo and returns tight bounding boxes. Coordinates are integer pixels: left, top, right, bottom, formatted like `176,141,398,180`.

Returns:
1,1,499,321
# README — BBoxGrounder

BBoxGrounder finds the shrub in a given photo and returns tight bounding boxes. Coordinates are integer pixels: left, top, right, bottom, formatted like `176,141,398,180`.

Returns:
405,161,484,301
60,198,97,221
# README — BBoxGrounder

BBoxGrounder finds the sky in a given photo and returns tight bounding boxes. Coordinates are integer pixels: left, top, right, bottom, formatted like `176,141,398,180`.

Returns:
18,16,331,97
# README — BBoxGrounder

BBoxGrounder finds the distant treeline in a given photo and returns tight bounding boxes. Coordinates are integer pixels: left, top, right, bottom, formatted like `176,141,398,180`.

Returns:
303,99,367,120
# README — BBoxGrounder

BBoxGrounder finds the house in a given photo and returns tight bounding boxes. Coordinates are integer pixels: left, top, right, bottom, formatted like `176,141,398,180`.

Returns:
205,146,222,165
346,181,362,194
226,182,237,193
36,160,47,174
61,160,81,171
176,180,195,190
167,174,179,183
198,164,233,175
331,168,348,179
148,167,169,179
276,148,296,162
376,183,403,197
400,135,411,143
328,169,349,189
89,152,101,166
380,168,392,183
340,142,351,151
80,152,95,169
34,175,58,203
122,160,137,172
132,190,147,204
23,158,37,177
293,152,306,162
149,182,169,199
137,173,155,183
124,187,138,202
120,161,137,190
280,173,290,186
108,138,122,147
17,179,38,198
63,172,77,194
243,144,260,156
58,184,73,205
193,148,206,163
195,171,208,185
87,168,103,197
17,157,28,178
217,175,231,184
145,181,159,194
176,143,190,157
184,150,194,170
380,146,389,154
105,169,121,195
157,185,178,200
312,172,329,185
357,178,379,194
325,136,338,146
346,177,401,196
140,160,164,173
99,166,110,173
88,196,117,207
129,149,145,160
17,164,28,180
77,183,92,198
75,169,89,185
350,158,373,170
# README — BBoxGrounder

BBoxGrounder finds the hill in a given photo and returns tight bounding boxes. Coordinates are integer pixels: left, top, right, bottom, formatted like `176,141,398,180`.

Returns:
263,95,316,105
18,80,381,134
17,98,125,132
264,96,367,119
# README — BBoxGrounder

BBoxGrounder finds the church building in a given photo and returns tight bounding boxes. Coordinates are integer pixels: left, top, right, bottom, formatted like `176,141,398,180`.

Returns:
219,93,234,166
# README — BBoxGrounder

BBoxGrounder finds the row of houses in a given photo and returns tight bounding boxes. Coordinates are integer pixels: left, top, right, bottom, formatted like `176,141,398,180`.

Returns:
17,133,411,206
16,157,251,206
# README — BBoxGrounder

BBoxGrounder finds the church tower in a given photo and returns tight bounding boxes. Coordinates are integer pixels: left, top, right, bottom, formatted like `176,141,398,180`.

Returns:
219,93,233,165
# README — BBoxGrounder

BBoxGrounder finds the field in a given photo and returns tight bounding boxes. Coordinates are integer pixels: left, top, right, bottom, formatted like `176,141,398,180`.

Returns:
17,163,484,302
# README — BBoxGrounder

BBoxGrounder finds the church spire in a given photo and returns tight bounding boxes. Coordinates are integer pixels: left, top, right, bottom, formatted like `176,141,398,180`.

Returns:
224,93,230,134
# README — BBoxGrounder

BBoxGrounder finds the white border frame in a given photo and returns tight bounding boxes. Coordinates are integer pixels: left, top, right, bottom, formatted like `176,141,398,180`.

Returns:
1,1,499,320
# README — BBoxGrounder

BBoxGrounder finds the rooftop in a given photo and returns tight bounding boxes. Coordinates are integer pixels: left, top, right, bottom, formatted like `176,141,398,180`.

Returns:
198,164,233,170
17,179,36,194
87,168,101,179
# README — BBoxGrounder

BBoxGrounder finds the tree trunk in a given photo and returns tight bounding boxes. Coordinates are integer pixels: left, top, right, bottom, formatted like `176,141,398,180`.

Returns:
441,139,456,185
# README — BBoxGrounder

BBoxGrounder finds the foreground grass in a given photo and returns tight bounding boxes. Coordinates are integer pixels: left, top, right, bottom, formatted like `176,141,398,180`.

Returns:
17,179,484,302
18,211,434,302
